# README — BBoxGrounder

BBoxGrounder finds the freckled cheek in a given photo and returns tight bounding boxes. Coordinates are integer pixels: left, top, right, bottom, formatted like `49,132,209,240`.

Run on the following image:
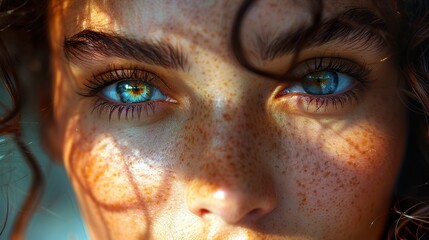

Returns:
287,125,404,223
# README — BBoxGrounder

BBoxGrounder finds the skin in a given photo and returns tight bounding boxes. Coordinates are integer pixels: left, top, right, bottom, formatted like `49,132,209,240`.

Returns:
46,0,408,239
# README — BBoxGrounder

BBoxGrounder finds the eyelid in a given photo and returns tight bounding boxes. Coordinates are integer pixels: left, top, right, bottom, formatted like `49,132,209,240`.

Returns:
290,57,370,80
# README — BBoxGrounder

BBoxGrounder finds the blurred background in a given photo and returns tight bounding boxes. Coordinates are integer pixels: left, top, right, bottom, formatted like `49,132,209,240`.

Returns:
0,3,88,238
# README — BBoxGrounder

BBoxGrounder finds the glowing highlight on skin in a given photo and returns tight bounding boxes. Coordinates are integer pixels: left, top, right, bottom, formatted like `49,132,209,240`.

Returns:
213,190,226,200
81,3,115,31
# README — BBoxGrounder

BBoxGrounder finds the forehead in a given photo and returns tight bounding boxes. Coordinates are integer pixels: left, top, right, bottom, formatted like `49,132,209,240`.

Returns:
52,0,376,38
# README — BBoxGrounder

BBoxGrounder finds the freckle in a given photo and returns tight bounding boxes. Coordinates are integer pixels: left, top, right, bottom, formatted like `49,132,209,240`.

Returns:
298,192,307,206
347,161,358,168
222,113,232,122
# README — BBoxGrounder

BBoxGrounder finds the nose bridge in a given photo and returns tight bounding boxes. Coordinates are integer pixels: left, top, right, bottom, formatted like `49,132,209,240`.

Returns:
205,76,262,147
202,88,261,173
193,60,266,150
195,69,276,186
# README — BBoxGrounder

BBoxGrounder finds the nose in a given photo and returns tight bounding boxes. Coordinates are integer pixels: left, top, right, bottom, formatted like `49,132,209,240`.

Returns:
186,177,277,224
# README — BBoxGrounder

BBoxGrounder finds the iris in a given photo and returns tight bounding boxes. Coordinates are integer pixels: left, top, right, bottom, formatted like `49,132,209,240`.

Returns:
117,80,152,103
302,71,338,95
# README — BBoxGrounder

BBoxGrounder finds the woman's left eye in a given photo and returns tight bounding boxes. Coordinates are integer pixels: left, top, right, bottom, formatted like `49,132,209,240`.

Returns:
276,57,372,113
101,80,167,103
285,70,354,95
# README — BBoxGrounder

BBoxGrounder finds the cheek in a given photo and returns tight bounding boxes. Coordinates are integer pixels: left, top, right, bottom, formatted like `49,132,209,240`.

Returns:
61,114,181,238
271,103,407,235
286,120,402,205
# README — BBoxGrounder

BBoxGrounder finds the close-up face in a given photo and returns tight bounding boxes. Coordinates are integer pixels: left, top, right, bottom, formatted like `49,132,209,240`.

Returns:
47,0,408,239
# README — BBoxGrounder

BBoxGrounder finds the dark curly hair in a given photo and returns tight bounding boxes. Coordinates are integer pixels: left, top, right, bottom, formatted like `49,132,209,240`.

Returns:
0,1,45,240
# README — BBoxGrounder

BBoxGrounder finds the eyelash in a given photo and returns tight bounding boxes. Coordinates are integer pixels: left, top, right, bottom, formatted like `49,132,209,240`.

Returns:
78,65,165,120
280,57,372,112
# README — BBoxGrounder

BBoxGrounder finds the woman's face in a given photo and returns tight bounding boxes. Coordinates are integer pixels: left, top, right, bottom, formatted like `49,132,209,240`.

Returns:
48,0,408,239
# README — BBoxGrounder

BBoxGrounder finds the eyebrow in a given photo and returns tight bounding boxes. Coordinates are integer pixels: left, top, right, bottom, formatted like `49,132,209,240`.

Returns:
63,30,189,71
64,8,385,69
257,8,388,61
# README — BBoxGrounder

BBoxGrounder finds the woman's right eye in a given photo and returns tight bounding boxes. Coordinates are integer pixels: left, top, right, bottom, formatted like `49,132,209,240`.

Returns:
79,67,176,120
101,79,167,104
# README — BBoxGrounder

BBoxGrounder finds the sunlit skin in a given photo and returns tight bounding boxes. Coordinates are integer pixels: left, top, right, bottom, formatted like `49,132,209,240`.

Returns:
46,0,408,239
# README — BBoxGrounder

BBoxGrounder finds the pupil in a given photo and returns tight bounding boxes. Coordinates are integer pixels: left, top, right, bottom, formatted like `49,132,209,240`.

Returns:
117,80,152,103
303,71,338,95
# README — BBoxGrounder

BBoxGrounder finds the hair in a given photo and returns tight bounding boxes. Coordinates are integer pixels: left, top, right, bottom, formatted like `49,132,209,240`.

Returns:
1,0,428,239
0,1,45,240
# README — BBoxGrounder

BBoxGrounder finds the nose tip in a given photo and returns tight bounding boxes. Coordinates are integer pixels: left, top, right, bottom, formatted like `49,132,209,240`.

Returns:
187,185,276,224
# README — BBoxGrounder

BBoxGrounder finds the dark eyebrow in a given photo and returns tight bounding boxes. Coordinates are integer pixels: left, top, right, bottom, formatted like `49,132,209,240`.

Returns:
63,30,189,71
258,8,388,61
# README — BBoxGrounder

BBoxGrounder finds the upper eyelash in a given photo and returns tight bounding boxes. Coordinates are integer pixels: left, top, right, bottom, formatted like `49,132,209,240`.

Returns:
297,57,371,84
77,65,158,97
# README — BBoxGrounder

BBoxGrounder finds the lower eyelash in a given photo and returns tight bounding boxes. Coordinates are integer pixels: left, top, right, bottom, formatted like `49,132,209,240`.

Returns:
297,89,359,112
91,98,157,120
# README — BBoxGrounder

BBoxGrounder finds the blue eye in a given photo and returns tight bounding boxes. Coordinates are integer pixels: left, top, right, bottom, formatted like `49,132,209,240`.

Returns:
303,71,338,94
286,70,353,95
101,80,167,103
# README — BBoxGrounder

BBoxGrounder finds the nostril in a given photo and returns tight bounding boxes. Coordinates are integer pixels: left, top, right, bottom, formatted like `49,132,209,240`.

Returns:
248,208,261,216
246,208,265,221
199,208,210,217
186,179,277,224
